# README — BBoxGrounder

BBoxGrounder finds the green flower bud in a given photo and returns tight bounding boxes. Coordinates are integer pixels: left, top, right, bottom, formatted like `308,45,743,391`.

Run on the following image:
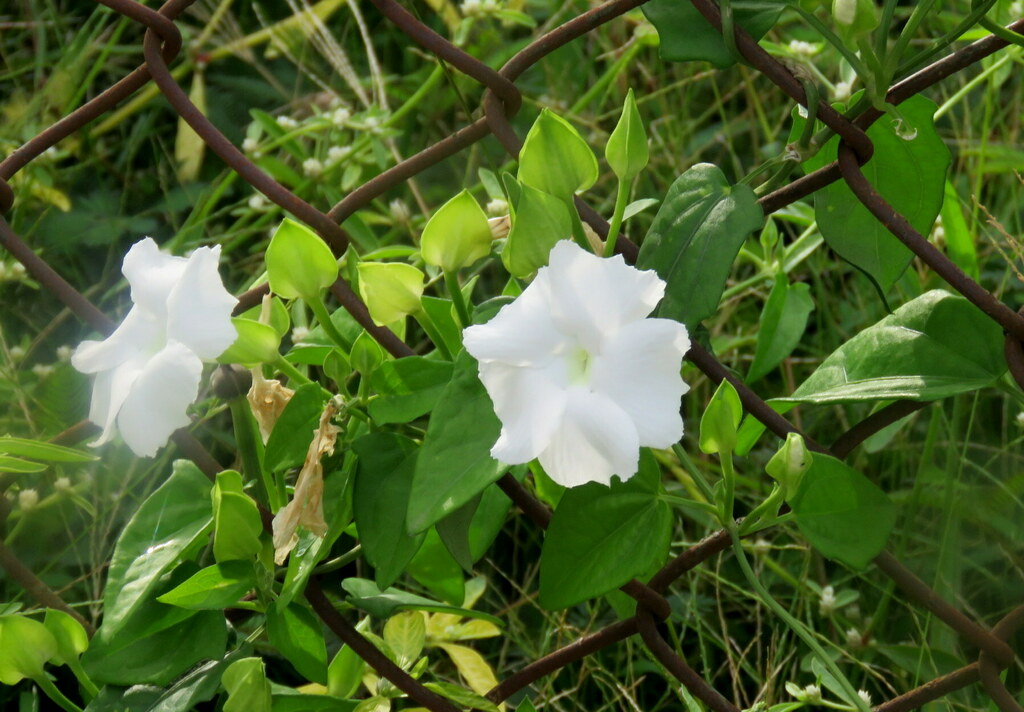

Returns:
765,432,812,494
699,379,743,455
356,262,425,326
606,88,649,181
420,190,493,271
266,218,339,302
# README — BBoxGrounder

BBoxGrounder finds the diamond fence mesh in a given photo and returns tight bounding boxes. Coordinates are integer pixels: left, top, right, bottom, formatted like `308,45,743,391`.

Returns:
0,1,1022,711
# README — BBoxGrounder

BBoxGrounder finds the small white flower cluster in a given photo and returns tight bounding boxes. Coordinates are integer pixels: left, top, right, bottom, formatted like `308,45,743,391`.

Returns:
788,40,820,57
277,115,299,130
461,0,499,17
331,107,351,127
18,488,39,511
389,199,411,224
328,145,352,164
819,585,838,615
785,682,822,704
0,260,27,282
303,158,324,177
249,194,269,211
242,137,260,154
485,198,508,216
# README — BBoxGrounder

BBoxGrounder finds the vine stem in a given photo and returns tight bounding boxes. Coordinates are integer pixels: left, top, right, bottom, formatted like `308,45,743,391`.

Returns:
728,526,870,712
34,675,83,712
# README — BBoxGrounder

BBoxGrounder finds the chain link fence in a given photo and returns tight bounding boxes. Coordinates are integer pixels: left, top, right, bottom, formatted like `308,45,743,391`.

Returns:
0,0,1022,710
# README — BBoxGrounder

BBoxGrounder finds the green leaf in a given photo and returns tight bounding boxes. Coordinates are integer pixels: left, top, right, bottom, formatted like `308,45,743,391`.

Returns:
356,262,425,327
156,562,256,610
146,650,250,712
382,611,426,669
212,470,264,563
940,180,979,281
420,297,463,356
436,496,480,572
406,528,465,606
638,163,763,328
407,350,504,533
809,94,950,289
223,658,272,712
606,88,649,181
501,179,574,279
266,603,328,684
642,0,782,68
0,615,57,684
266,218,339,302
0,456,46,473
367,357,453,425
420,190,493,272
327,645,366,698
264,383,328,472
423,682,499,712
43,609,89,666
699,379,743,455
517,109,598,199
239,295,292,338
342,579,503,626
0,436,96,463
539,460,671,610
352,433,423,589
782,290,1005,404
789,454,895,569
351,330,386,376
219,318,281,367
747,278,814,382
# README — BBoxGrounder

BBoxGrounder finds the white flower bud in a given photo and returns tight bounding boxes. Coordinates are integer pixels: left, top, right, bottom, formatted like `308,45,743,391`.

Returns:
56,345,73,362
277,116,298,129
242,137,259,153
32,364,54,378
858,690,872,706
488,215,510,240
54,477,72,492
328,146,351,163
389,199,411,224
18,489,39,511
248,194,268,211
9,345,25,360
834,81,853,102
819,585,837,615
292,326,311,343
788,40,819,57
331,107,351,126
302,158,324,177
485,198,508,216
846,627,862,647
9,262,25,278
802,685,822,703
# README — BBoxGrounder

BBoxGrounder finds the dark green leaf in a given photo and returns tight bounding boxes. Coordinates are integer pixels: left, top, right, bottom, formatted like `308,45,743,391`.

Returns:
642,0,781,68
367,357,453,425
809,95,950,289
264,383,328,472
424,682,499,712
0,437,97,463
638,163,763,328
156,562,255,610
266,603,328,684
747,278,814,382
789,454,895,569
406,529,465,605
212,470,263,563
782,290,1005,404
352,433,423,589
342,579,503,626
407,351,504,533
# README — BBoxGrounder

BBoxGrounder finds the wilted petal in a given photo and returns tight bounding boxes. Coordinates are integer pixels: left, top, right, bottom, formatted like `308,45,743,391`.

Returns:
463,270,567,367
247,369,295,443
166,245,238,359
546,240,665,353
116,341,203,457
121,238,189,317
590,318,690,448
479,359,568,465
537,388,640,487
70,308,160,374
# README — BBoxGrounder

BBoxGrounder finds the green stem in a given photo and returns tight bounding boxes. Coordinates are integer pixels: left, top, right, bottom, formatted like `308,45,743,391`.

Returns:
229,399,280,511
444,270,472,329
672,444,717,503
728,528,870,712
413,310,453,361
738,484,787,535
661,494,720,516
309,296,352,354
790,5,874,81
274,355,312,387
719,452,737,525
603,178,632,257
569,207,594,253
66,659,99,700
34,675,83,712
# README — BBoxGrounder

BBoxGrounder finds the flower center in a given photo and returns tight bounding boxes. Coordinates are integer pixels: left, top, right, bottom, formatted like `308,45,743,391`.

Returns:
566,345,592,385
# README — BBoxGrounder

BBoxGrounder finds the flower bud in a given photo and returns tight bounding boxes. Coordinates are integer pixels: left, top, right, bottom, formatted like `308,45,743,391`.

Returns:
699,379,743,455
211,364,253,400
819,584,837,614
765,432,811,494
54,477,72,492
420,190,493,272
18,489,39,511
302,158,324,177
265,218,339,302
356,262,425,326
605,88,649,182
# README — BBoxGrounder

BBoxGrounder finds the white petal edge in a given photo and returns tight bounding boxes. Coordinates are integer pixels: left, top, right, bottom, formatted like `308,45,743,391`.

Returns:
70,308,160,374
589,318,690,448
463,268,567,367
115,341,203,457
166,245,239,359
537,387,640,488
121,238,189,317
479,358,568,465
545,240,665,353
87,357,148,447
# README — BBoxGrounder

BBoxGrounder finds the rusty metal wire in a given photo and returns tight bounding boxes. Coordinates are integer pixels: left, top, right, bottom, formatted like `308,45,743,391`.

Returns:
1,0,1022,711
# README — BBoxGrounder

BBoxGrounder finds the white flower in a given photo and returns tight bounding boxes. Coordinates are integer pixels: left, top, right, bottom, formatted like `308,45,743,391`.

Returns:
303,158,324,177
819,584,837,614
56,345,73,362
331,107,351,127
54,477,72,492
857,690,872,706
328,146,351,163
463,240,690,487
248,194,268,211
18,489,39,511
277,115,298,129
32,364,54,378
71,238,237,457
241,137,259,153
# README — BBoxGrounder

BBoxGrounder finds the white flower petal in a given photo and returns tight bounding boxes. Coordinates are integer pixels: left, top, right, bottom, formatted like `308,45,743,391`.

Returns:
88,357,148,447
590,318,690,448
479,359,568,465
537,387,640,487
121,238,191,317
70,308,160,374
546,240,665,353
166,245,238,359
463,270,567,366
115,342,203,457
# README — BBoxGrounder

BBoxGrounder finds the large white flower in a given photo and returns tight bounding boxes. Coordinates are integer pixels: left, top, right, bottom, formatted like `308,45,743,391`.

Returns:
463,240,690,487
72,238,237,457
